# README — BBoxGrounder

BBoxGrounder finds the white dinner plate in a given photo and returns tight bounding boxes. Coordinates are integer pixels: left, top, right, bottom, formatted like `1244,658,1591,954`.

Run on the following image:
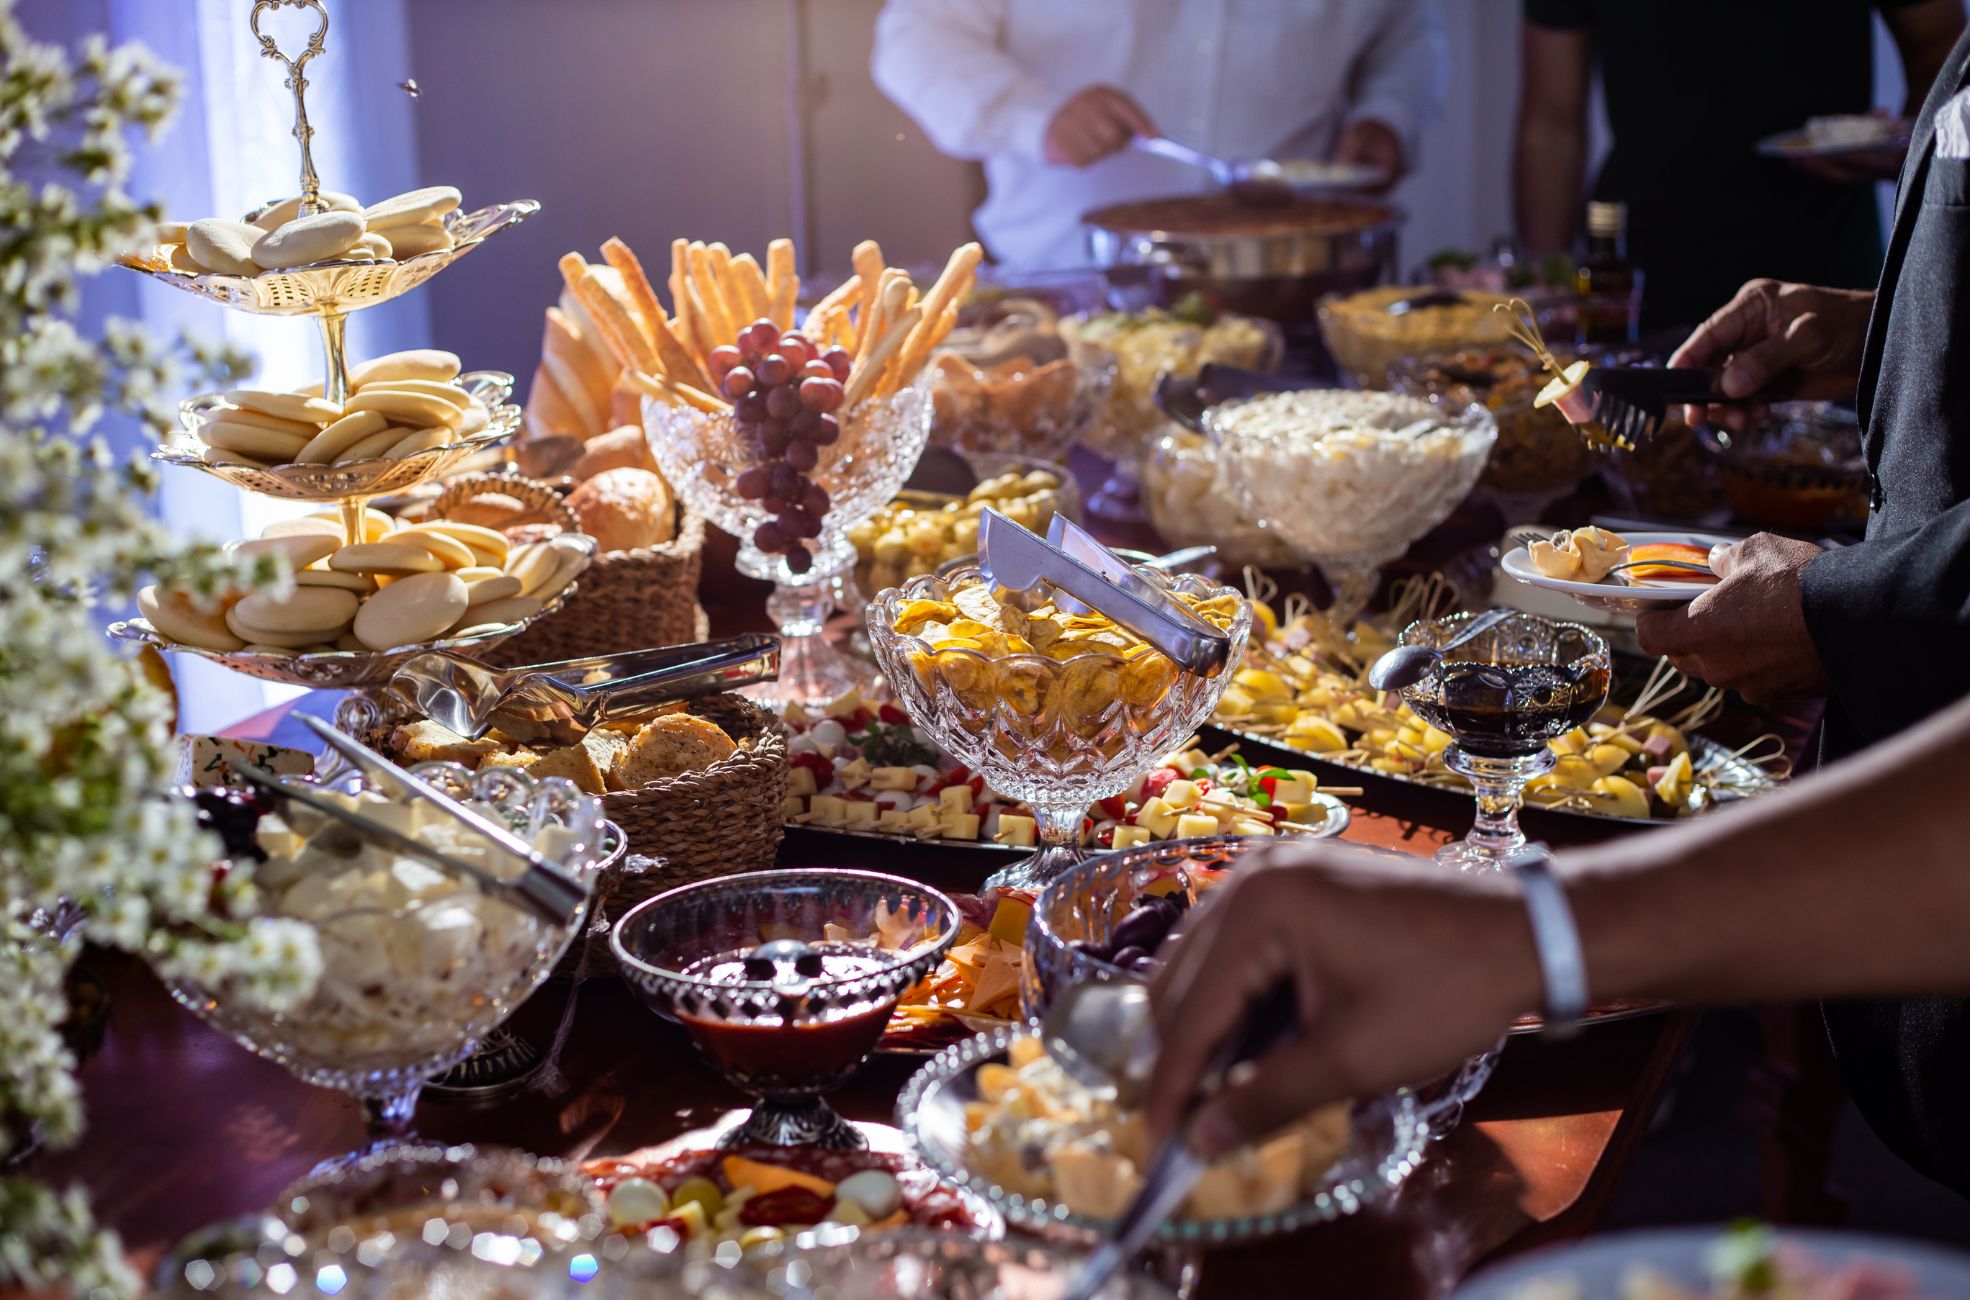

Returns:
1755,122,1910,159
1453,1226,1970,1298
1499,530,1732,616
1266,159,1389,193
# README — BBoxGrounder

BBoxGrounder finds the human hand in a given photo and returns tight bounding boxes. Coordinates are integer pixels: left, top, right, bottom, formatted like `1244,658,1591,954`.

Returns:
1668,279,1872,431
1044,85,1156,167
1143,843,1537,1158
1633,533,1831,705
1333,118,1404,192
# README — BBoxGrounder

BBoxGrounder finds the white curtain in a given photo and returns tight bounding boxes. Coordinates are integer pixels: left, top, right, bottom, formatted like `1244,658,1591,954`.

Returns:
84,0,428,731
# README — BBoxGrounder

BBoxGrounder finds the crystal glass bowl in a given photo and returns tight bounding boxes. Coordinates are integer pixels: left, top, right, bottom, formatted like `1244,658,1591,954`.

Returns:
927,347,1117,463
170,764,603,1152
866,565,1252,891
898,1024,1427,1248
643,376,932,708
1210,393,1495,627
611,869,960,1149
1396,610,1611,872
272,1142,600,1251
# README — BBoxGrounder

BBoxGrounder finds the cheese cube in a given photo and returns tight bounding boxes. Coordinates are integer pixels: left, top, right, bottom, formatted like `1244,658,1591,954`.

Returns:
1175,813,1220,839
938,784,974,814
1271,776,1312,805
1170,748,1209,774
783,794,807,819
1233,818,1276,836
837,758,873,790
1136,797,1179,839
876,808,911,831
1112,824,1152,849
939,812,982,840
995,814,1037,848
1278,799,1314,827
841,800,877,828
906,803,941,831
808,794,846,827
870,765,919,791
1161,779,1200,811
787,766,818,798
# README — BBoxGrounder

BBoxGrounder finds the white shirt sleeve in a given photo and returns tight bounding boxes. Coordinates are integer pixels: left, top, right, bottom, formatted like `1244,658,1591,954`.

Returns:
1341,0,1451,157
870,0,1064,165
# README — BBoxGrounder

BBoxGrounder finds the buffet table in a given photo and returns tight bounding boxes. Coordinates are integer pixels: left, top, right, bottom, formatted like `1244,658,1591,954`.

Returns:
35,684,1698,1299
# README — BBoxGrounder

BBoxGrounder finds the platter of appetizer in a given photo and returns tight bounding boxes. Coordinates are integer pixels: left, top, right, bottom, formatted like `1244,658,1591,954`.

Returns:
1499,526,1730,614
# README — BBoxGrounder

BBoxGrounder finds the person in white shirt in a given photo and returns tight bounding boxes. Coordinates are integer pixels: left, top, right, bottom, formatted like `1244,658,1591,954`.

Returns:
871,0,1450,269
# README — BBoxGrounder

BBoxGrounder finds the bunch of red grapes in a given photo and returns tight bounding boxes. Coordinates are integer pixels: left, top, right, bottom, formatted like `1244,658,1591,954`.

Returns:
713,317,852,575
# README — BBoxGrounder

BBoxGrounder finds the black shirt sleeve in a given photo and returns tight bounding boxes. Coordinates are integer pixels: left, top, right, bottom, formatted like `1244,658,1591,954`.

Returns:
1525,0,1593,29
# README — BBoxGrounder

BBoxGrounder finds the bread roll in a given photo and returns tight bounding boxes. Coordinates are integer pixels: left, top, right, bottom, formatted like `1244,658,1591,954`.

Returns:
570,425,659,480
565,467,675,553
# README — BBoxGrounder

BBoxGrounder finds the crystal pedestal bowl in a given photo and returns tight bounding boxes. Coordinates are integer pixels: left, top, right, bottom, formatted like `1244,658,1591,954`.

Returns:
611,869,959,1150
169,765,603,1166
643,376,932,710
1396,610,1611,872
866,564,1251,892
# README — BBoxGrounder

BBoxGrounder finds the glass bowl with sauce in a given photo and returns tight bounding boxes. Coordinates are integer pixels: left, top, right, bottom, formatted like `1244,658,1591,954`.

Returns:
610,869,960,1150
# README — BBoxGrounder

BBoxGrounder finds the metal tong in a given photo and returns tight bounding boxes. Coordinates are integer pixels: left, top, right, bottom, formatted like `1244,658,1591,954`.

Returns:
1047,978,1301,1300
1564,366,1798,451
234,717,589,926
976,510,1231,676
389,635,781,743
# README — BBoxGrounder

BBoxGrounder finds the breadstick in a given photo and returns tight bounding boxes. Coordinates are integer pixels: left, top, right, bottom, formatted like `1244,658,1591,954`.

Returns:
765,238,797,327
850,240,885,342
857,270,911,368
625,368,728,414
688,242,737,347
843,305,920,409
600,238,666,345
730,252,771,325
566,265,659,372
707,242,748,324
886,242,982,395
803,273,861,337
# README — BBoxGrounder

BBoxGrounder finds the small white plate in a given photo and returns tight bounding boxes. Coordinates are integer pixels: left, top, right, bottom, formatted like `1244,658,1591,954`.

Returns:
1266,159,1390,193
1755,122,1910,159
1498,530,1731,616
1453,1226,1970,1298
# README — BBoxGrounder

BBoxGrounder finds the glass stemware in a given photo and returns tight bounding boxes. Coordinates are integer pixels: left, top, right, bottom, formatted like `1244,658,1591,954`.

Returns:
1211,395,1495,629
1395,610,1611,872
610,869,959,1150
168,765,603,1167
866,564,1252,892
643,376,932,710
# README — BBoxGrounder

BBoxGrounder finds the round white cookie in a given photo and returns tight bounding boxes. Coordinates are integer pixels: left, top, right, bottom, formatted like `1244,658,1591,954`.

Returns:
248,191,361,230
229,586,360,642
383,222,456,258
454,594,542,631
335,425,416,464
362,186,461,231
261,516,345,541
348,349,462,387
344,389,464,429
225,389,344,424
199,422,311,463
423,522,510,567
293,568,375,593
251,211,368,270
204,405,320,437
328,541,445,576
295,410,390,465
387,426,455,459
362,379,470,408
138,585,245,652
229,534,339,569
185,219,266,276
461,573,523,606
388,526,476,569
303,507,394,543
354,571,469,650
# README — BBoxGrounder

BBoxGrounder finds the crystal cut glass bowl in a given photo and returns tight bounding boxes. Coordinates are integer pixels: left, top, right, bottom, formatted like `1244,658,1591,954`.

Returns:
611,869,959,1149
170,763,603,1157
866,565,1251,891
643,376,932,709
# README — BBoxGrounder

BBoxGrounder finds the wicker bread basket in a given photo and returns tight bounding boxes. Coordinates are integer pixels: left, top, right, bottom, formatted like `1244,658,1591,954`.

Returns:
430,472,707,666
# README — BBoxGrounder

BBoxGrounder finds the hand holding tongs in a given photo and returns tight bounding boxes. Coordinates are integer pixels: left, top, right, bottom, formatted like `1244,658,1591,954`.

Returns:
977,510,1231,676
389,634,781,743
257,715,591,925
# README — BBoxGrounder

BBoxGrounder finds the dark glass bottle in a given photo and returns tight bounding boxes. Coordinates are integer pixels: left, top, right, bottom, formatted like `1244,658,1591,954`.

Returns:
1574,201,1643,347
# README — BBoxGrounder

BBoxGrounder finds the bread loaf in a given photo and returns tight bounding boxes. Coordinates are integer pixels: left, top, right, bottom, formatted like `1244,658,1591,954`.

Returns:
566,467,675,553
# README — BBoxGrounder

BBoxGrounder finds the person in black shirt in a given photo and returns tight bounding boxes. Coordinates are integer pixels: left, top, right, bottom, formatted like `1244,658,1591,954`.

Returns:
1515,0,1963,332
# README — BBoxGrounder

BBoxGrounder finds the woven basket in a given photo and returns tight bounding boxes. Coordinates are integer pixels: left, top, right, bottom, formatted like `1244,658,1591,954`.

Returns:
431,472,706,666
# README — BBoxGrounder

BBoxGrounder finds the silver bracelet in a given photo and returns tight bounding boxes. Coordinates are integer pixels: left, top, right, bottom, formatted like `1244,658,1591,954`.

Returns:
1509,845,1587,1039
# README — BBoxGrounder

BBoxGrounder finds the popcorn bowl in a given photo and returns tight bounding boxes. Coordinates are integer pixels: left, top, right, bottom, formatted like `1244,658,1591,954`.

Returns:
611,869,959,1150
866,565,1252,892
643,375,932,710
170,764,604,1164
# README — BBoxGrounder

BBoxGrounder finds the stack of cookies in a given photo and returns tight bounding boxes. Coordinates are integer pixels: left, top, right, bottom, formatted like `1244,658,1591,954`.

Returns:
154,186,464,276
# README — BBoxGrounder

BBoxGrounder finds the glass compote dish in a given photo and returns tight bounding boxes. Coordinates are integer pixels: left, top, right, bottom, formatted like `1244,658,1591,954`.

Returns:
169,764,603,1167
610,869,959,1150
643,375,933,710
1210,391,1496,628
866,565,1252,892
1396,610,1611,872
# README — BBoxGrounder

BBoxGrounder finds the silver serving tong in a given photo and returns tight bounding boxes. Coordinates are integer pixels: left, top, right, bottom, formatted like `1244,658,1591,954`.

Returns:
294,715,590,924
1563,366,1797,452
1047,978,1301,1300
389,635,781,743
977,510,1231,676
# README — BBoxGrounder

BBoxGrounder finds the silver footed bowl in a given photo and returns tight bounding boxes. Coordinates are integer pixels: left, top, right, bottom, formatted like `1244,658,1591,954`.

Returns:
118,200,540,317
897,1023,1427,1248
153,370,519,501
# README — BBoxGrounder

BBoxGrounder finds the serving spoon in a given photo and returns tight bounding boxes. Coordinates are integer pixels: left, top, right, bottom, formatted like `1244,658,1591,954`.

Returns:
1366,607,1514,693
1130,136,1294,207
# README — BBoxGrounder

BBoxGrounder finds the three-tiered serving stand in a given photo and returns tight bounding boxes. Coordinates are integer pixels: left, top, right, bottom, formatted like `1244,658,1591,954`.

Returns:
106,0,582,694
